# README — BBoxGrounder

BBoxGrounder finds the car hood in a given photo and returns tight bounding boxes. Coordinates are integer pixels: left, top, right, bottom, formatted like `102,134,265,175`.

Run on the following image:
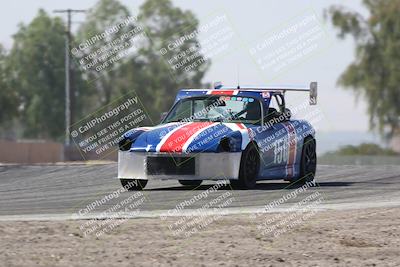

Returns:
126,122,252,153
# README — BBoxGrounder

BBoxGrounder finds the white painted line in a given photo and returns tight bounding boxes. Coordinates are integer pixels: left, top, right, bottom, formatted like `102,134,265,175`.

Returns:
1,200,400,221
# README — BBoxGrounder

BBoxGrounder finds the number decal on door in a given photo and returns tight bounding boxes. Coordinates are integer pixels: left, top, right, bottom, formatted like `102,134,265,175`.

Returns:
273,138,288,164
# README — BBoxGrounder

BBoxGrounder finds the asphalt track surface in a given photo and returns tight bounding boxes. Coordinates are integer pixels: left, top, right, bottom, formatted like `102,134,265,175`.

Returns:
0,164,400,219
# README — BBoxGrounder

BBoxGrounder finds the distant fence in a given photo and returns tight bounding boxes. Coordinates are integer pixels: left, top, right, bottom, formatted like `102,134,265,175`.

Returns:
0,140,64,163
64,144,117,162
0,140,117,163
318,155,400,165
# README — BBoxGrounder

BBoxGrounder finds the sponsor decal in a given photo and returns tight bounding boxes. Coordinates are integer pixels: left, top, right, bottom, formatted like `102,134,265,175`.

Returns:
262,91,271,98
207,90,239,95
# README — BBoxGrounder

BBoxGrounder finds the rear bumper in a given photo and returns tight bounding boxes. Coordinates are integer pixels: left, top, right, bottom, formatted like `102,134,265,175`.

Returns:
118,151,242,180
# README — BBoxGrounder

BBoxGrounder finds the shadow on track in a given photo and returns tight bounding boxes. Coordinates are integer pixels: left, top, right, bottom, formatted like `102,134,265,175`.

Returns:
145,181,354,191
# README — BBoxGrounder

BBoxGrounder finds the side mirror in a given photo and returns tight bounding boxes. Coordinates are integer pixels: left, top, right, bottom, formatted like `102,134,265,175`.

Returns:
160,112,168,122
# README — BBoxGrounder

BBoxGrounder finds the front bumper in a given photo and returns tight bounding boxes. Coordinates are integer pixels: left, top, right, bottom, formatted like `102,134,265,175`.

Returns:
118,151,242,180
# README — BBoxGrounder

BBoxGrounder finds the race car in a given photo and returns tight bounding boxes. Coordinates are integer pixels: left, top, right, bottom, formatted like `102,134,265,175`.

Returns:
118,82,318,190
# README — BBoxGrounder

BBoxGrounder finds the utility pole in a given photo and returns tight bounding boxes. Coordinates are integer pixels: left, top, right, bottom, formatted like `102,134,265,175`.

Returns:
53,9,86,146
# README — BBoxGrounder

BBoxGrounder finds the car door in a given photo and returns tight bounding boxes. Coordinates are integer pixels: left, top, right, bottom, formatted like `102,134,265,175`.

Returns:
257,93,290,179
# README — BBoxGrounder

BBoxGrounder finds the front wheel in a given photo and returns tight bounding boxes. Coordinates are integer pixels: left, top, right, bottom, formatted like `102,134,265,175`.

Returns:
120,179,148,191
230,144,260,189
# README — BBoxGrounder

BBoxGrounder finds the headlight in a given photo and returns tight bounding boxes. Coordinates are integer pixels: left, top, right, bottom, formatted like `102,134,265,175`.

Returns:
118,138,133,151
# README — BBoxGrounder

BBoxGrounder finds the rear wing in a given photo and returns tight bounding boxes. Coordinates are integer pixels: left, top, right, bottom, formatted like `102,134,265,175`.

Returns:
213,82,318,105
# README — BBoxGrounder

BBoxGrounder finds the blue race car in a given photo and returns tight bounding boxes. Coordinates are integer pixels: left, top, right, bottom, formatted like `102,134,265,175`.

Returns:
118,82,318,190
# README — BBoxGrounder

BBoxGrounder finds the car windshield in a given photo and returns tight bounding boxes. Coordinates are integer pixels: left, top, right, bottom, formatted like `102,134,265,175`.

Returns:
163,95,261,124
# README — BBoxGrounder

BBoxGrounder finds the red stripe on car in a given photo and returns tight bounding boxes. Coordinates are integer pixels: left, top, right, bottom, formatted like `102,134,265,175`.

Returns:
159,122,214,153
236,123,246,129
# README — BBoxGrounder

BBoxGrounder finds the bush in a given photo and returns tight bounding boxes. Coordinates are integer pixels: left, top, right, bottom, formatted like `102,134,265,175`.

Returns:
327,143,398,156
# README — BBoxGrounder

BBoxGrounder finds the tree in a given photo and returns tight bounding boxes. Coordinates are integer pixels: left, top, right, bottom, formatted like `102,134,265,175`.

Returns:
325,143,398,156
76,0,135,106
0,45,18,126
327,0,400,140
76,0,209,122
120,0,209,120
7,9,87,140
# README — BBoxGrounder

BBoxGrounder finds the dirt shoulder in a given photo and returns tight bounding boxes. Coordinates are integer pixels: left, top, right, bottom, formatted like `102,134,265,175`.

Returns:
1,207,399,267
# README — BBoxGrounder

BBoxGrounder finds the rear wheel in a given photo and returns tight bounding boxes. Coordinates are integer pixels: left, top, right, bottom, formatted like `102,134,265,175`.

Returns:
298,137,317,184
120,179,148,191
230,144,260,189
178,180,202,188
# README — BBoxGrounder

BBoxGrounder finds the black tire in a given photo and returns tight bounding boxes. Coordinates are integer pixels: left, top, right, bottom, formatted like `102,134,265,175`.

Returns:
120,179,148,191
178,180,202,188
298,137,317,184
230,144,260,189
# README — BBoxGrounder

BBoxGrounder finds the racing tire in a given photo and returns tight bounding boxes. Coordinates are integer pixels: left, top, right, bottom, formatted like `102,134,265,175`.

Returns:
178,180,202,188
120,179,148,191
230,144,260,189
297,137,317,184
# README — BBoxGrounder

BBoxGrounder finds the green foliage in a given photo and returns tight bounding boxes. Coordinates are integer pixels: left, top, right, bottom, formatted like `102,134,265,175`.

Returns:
6,10,66,139
76,0,134,105
134,0,209,120
0,0,209,139
6,9,89,140
0,45,18,125
326,143,398,156
76,0,209,122
327,0,400,139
